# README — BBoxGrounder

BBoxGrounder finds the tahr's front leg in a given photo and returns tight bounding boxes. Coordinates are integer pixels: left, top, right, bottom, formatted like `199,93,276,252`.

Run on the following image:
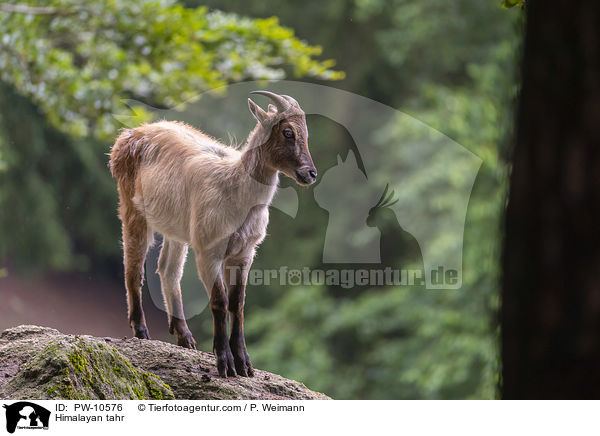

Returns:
210,286,237,378
225,259,254,377
197,254,237,377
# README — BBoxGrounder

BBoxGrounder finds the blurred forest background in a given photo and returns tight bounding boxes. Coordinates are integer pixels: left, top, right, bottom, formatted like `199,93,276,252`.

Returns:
0,0,522,399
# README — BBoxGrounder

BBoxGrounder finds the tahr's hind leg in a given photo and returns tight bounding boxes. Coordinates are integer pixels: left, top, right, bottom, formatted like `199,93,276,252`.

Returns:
121,207,153,339
157,238,196,349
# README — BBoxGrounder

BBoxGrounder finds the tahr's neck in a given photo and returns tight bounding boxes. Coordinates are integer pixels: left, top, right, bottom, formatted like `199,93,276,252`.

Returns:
240,124,279,186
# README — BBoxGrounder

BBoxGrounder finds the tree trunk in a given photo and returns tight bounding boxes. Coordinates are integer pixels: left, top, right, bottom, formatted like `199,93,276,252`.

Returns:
502,1,600,398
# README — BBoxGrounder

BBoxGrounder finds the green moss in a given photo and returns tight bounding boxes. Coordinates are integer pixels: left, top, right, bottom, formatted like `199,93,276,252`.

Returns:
142,373,175,400
68,352,88,374
113,364,124,376
5,337,174,400
45,376,85,400
55,380,82,399
132,387,144,400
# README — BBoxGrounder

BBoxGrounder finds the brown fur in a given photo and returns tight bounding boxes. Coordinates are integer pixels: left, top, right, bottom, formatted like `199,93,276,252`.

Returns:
109,93,316,377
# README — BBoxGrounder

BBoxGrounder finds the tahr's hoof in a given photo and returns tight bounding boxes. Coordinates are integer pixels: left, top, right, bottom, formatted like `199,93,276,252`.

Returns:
133,326,150,340
229,340,254,377
177,331,197,349
235,364,255,378
216,346,237,378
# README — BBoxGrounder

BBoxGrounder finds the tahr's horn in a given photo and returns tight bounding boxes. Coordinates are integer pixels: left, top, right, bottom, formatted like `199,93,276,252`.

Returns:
250,90,291,113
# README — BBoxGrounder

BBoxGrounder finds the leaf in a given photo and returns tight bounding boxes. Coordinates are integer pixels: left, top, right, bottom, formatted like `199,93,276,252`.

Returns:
501,0,524,9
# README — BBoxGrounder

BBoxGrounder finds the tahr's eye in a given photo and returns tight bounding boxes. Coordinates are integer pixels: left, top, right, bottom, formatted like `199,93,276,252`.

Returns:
283,129,294,139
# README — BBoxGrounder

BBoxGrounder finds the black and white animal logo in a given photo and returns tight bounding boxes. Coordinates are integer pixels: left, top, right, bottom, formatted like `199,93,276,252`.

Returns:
3,402,50,434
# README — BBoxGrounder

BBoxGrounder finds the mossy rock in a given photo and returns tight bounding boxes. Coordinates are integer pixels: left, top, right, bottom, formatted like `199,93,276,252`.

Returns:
4,336,173,400
0,325,330,400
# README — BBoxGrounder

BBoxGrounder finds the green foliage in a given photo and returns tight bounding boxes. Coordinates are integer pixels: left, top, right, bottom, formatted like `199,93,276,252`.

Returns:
0,0,343,139
190,0,521,399
501,0,524,8
0,82,118,271
1,0,522,399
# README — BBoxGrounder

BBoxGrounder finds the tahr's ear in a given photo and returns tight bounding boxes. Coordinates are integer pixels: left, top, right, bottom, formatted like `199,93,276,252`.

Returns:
248,98,269,125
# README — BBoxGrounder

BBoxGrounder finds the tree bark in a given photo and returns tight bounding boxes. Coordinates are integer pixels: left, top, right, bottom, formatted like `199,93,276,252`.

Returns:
502,1,600,398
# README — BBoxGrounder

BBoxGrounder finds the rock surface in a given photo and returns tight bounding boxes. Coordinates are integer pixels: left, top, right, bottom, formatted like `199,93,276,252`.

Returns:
0,325,329,400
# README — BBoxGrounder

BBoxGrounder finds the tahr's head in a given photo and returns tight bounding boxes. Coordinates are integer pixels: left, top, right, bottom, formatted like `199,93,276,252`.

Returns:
248,91,317,186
